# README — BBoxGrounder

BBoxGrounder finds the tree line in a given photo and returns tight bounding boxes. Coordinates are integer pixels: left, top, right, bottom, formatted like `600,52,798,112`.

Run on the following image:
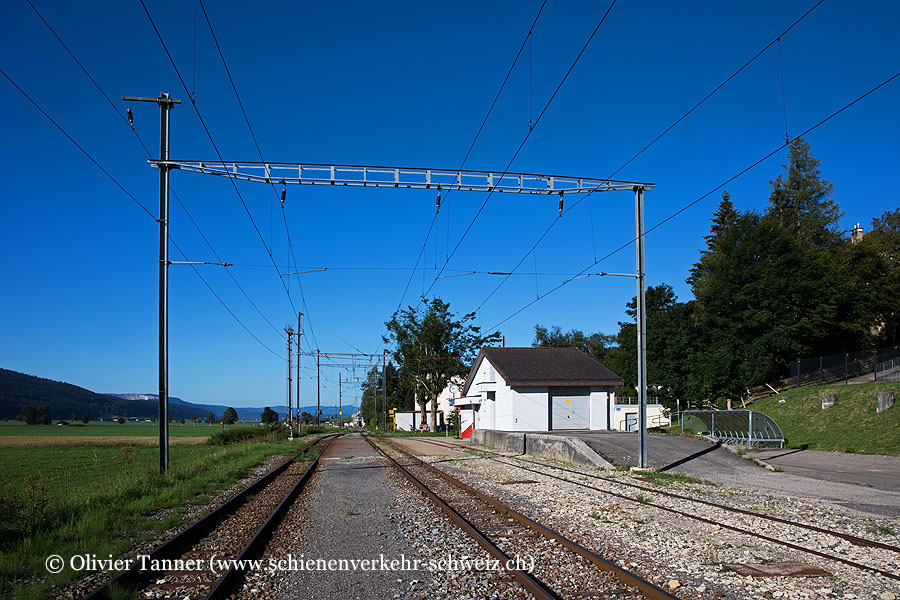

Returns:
534,138,899,408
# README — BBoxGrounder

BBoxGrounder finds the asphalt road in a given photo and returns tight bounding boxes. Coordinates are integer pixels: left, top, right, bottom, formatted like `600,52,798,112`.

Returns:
744,447,900,493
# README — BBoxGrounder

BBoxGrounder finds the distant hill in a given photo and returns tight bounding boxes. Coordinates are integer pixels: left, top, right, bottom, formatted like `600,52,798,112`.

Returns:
0,369,358,421
0,369,192,420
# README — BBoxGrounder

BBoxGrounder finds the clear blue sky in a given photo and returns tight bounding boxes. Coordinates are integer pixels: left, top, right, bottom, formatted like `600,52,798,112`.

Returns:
2,1,898,409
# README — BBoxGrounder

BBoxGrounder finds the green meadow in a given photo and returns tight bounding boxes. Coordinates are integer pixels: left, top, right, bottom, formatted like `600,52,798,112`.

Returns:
0,422,314,600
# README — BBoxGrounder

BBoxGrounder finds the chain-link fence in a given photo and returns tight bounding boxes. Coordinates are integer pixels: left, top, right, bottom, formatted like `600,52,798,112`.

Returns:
789,345,900,387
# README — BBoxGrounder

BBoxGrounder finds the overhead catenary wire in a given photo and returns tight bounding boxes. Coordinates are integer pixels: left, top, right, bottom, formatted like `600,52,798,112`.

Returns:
24,0,288,344
378,0,550,353
469,0,826,317
1,66,287,360
138,0,300,321
485,68,900,331
417,0,619,308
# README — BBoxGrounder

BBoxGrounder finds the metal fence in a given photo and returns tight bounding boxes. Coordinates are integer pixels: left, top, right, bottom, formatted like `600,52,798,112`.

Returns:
789,345,900,387
678,410,784,447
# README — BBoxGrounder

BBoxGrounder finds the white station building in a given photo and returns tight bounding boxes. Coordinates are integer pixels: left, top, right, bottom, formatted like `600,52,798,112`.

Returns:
456,347,624,436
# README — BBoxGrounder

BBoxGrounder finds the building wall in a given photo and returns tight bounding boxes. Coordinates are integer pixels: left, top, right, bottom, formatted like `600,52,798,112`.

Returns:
468,358,620,432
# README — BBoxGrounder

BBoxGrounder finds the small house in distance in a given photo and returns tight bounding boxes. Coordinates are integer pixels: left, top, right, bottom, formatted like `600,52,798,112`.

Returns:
460,346,623,432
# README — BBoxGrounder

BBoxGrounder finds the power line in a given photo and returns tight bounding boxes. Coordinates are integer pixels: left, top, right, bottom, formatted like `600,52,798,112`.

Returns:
470,0,826,316
606,0,824,181
139,0,299,319
1,66,155,219
170,239,282,359
2,66,288,359
419,0,619,306
25,0,287,344
198,0,331,353
486,68,900,331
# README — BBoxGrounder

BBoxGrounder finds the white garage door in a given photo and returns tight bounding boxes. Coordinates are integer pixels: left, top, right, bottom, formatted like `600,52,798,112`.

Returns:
550,390,589,429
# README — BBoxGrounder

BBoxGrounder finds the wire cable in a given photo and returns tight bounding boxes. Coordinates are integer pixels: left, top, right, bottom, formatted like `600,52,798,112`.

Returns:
470,0,825,316
420,0,619,305
25,1,287,343
2,66,287,359
1,66,156,219
139,0,299,318
485,68,900,331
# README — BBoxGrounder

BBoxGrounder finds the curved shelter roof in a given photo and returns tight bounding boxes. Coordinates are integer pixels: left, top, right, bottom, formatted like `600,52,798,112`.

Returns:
680,410,784,447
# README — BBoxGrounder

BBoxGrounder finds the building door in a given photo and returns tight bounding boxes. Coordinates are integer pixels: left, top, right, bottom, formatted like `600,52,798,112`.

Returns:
550,389,589,430
625,413,638,432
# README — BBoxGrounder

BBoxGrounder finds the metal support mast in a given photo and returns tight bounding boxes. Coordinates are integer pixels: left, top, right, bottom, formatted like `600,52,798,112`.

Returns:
302,312,303,427
634,186,648,469
285,327,293,439
316,349,321,426
382,350,387,432
338,372,342,429
125,93,181,474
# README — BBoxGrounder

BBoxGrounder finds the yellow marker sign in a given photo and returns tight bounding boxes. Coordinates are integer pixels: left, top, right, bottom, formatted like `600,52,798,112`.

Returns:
565,399,571,403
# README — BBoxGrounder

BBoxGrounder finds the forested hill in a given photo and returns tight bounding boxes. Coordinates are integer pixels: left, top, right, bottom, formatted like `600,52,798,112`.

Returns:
0,368,200,420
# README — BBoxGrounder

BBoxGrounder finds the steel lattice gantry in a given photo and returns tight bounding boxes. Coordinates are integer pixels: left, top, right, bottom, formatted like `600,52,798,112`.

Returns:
150,155,656,467
151,160,653,195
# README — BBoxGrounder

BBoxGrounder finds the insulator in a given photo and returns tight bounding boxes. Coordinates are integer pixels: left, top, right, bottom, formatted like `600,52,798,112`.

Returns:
558,192,564,217
281,184,286,208
126,107,134,129
436,191,441,214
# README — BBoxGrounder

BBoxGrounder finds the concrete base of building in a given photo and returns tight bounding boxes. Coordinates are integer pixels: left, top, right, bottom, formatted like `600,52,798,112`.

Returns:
471,429,613,468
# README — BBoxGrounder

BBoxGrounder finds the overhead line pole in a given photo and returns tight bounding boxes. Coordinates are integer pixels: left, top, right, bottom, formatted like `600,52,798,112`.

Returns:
634,186,648,469
316,349,321,426
124,93,181,475
302,311,303,427
285,327,293,439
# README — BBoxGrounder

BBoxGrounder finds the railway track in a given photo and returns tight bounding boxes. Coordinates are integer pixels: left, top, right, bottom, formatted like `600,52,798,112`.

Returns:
82,434,339,600
411,436,900,583
365,435,680,600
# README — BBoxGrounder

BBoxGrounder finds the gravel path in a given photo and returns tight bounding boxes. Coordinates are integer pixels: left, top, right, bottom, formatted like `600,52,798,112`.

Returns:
416,444,900,600
270,451,429,599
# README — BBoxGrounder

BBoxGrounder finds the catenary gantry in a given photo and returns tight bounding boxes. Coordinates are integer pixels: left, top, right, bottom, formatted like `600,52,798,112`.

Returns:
151,160,653,195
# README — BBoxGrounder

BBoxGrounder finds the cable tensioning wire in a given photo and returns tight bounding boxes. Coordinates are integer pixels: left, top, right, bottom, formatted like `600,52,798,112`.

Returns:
377,0,550,353
418,0,619,308
485,68,900,331
26,0,288,345
139,0,299,319
1,66,287,360
470,0,825,316
197,0,320,353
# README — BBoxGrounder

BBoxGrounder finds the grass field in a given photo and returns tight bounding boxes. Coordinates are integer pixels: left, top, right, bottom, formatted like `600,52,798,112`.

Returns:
0,420,224,437
0,424,317,600
746,382,899,454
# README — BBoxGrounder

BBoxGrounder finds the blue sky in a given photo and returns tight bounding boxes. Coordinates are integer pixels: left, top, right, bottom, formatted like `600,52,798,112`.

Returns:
2,1,898,410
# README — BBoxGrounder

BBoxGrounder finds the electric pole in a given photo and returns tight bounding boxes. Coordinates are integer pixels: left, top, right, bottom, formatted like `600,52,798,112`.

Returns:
316,349,321,426
339,372,342,428
302,312,303,427
285,327,293,439
123,93,181,475
382,350,387,433
634,186,648,469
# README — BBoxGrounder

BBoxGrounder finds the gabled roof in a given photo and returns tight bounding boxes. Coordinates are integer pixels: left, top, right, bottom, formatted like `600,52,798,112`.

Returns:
461,347,623,395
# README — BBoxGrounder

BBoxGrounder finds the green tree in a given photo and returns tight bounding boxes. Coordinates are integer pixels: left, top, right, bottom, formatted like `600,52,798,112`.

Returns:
16,405,37,424
205,411,216,424
260,407,279,424
766,137,842,247
532,325,615,363
81,415,89,424
222,407,238,425
299,410,313,424
385,298,501,431
605,284,697,409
